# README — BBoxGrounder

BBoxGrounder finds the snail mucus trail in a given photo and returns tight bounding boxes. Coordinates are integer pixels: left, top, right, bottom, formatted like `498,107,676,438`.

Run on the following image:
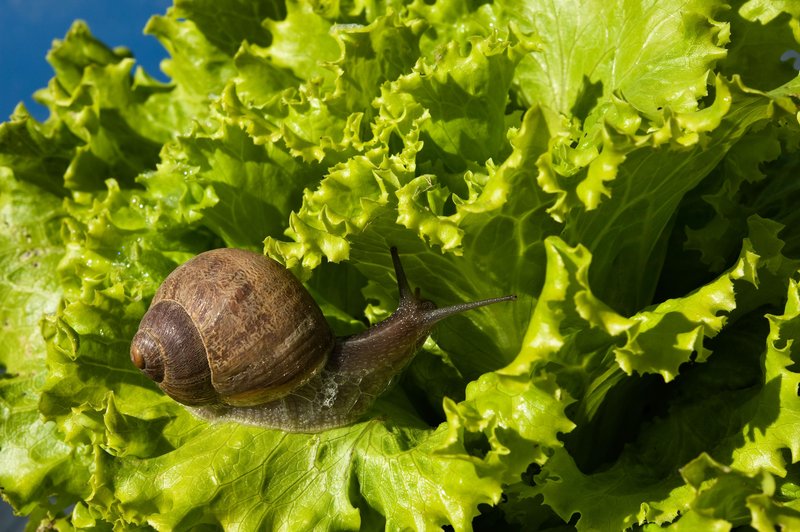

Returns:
130,247,515,432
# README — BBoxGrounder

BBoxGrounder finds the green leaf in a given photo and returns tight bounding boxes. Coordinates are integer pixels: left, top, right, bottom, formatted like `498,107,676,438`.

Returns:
518,218,799,530
740,0,800,43
262,0,340,83
147,120,323,248
0,373,92,519
36,22,173,190
381,31,528,169
719,1,799,90
172,0,282,56
0,171,64,373
499,0,729,116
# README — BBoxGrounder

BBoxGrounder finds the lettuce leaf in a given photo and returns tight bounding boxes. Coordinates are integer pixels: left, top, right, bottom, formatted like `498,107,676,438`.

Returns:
3,0,800,529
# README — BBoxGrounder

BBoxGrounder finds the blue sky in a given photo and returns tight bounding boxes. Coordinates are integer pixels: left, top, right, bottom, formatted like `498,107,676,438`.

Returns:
1,0,171,121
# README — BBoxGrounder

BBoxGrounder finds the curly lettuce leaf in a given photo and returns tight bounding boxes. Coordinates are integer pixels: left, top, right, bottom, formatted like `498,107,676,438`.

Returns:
521,220,800,530
0,171,64,373
497,0,729,116
0,170,93,521
740,0,800,43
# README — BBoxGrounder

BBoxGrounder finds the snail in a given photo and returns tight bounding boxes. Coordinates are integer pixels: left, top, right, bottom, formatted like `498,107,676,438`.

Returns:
130,247,515,432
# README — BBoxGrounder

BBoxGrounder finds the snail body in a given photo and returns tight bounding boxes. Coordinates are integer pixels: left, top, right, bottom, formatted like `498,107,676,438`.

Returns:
131,247,514,432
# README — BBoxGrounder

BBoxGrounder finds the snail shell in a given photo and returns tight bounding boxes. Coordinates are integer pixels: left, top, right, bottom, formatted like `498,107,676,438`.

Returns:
131,249,332,407
131,247,514,432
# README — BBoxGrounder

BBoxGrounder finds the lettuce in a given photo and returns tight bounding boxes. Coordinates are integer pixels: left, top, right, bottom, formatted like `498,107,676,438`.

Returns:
2,0,800,529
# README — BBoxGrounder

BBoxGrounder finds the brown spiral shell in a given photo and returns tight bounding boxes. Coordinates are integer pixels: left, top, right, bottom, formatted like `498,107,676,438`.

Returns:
130,248,334,407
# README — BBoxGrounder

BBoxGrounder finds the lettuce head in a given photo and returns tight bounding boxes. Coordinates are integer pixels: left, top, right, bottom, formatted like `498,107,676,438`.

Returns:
3,0,800,529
